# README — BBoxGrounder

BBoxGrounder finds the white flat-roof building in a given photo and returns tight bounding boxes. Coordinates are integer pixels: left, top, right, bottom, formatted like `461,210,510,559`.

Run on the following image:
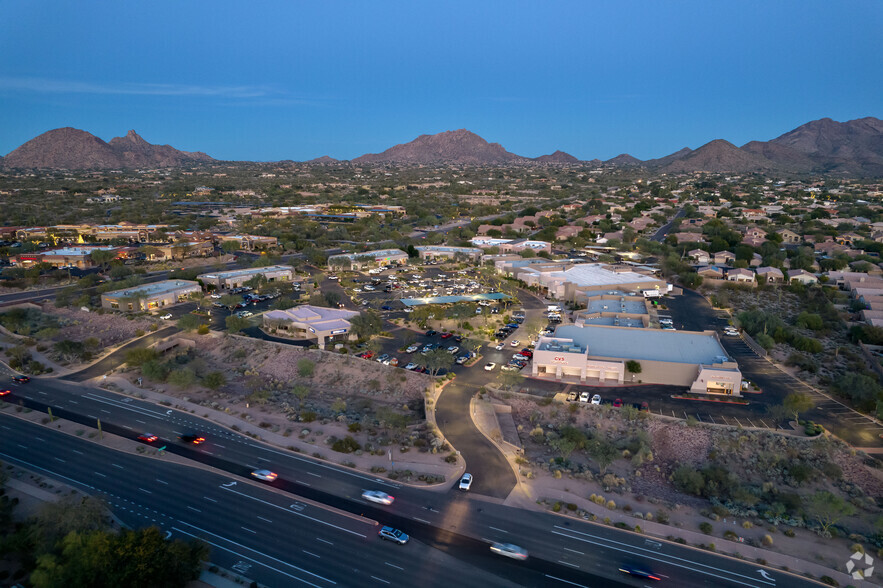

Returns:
415,245,482,261
327,248,408,270
497,260,666,301
101,280,201,312
263,305,360,348
532,323,741,394
197,265,295,290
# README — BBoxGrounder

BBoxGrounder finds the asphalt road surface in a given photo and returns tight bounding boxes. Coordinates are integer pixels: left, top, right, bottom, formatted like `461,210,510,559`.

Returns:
0,413,809,588
61,325,179,382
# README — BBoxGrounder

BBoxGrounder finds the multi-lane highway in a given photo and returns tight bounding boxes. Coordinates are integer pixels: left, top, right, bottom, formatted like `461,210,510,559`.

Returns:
0,376,816,587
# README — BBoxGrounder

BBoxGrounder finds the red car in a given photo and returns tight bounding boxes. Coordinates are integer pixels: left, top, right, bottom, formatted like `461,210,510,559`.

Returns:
440,333,453,339
612,398,623,408
0,389,11,397
520,349,533,358
357,351,375,359
137,433,158,443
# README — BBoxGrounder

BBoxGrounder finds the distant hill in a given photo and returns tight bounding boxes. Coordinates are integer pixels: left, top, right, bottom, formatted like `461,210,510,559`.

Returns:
1,128,214,169
533,150,579,164
352,129,526,165
605,153,643,166
643,147,692,168
657,139,779,174
766,117,883,176
305,155,339,164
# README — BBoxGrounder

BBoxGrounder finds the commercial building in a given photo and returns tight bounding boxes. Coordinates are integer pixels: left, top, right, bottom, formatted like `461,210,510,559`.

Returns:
415,245,482,262
327,248,409,270
101,280,201,312
574,292,649,328
217,234,278,251
532,323,741,395
470,237,552,254
496,259,666,302
11,246,118,269
197,265,295,290
262,305,360,348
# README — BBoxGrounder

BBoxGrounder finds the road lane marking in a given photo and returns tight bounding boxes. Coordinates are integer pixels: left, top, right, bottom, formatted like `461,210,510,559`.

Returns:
558,560,580,568
71,449,83,455
414,517,430,524
54,457,66,463
220,486,369,538
82,392,169,418
37,390,47,395
188,506,201,512
203,496,218,503
94,472,106,477
123,425,133,430
302,550,320,558
0,451,95,491
111,463,124,469
306,471,322,477
316,538,333,545
489,526,508,533
171,525,331,587
68,400,78,404
139,488,152,494
247,443,397,488
257,516,273,523
101,409,110,414
552,526,773,587
215,443,225,448
370,577,390,585
241,526,256,534
384,562,403,570
136,419,146,424
17,444,27,449
156,479,168,485
563,547,583,554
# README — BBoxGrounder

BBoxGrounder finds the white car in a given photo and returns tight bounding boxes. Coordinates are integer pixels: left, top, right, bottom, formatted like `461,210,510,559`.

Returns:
447,346,459,355
210,293,222,299
361,490,394,505
579,391,590,402
495,343,505,351
591,394,602,405
484,362,496,371
459,473,473,491
251,469,278,482
510,340,520,347
406,344,420,353
159,313,173,320
404,362,418,370
490,542,528,560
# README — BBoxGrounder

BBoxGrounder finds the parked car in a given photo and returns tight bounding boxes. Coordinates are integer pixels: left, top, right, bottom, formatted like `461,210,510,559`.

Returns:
495,343,505,351
376,354,390,363
612,398,623,408
579,391,590,402
459,473,473,491
160,313,173,320
510,340,520,347
404,362,418,370
484,362,496,371
447,346,459,355
440,332,452,339
455,355,469,365
591,394,602,405
405,344,420,353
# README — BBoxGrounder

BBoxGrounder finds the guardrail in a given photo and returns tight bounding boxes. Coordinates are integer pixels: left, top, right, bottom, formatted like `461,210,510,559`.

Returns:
739,330,768,358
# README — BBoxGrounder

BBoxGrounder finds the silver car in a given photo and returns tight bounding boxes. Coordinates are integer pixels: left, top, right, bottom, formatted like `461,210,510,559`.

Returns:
378,526,409,544
362,490,395,505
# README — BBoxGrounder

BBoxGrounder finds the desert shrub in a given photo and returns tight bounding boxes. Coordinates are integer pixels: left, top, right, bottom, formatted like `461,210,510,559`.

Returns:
331,436,361,453
167,368,196,388
742,521,754,529
297,358,315,377
347,422,362,432
762,534,773,546
552,501,562,512
301,411,317,422
724,530,738,540
566,503,577,511
202,371,226,390
656,510,670,524
783,529,795,537
699,522,713,534
819,576,839,587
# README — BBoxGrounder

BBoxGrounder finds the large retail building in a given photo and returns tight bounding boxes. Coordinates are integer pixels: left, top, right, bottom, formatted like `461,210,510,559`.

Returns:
101,280,201,312
197,265,295,290
532,324,742,395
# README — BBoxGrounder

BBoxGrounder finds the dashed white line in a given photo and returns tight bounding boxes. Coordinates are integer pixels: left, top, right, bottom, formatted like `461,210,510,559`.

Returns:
384,562,403,570
17,444,27,449
316,537,333,545
563,547,584,555
54,457,66,463
545,574,589,587
71,449,83,455
241,526,257,534
123,425,133,430
139,488,152,494
302,550,320,558
37,390,47,395
188,506,202,512
68,400,78,404
100,409,111,414
306,471,322,477
558,560,580,568
215,443,225,448
370,576,390,585
136,419,146,424
489,526,508,533
414,517,430,524
156,479,168,485
94,472,106,477
111,463,124,469
203,496,218,503
34,436,45,442
257,516,273,523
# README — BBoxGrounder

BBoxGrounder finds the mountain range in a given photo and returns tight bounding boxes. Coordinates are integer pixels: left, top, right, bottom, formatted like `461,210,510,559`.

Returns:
0,128,213,169
2,117,882,176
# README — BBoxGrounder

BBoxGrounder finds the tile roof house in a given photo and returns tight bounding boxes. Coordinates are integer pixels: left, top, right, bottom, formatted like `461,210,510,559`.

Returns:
688,249,710,264
778,229,801,244
786,269,818,285
697,266,724,279
713,251,736,265
756,266,784,283
726,268,755,282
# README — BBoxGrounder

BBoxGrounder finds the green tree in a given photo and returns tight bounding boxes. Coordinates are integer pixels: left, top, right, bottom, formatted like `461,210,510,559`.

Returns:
225,315,249,334
424,348,454,376
141,359,169,381
89,249,116,271
588,438,618,474
349,311,383,340
167,368,197,388
783,392,815,422
176,313,202,332
202,371,226,390
806,491,855,537
220,240,241,254
124,347,159,367
625,360,642,374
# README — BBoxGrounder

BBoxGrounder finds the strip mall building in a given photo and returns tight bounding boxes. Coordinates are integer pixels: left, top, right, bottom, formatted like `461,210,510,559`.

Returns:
532,324,742,395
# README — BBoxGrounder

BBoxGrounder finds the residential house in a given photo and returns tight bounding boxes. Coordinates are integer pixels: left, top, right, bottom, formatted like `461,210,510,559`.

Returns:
778,229,801,244
688,249,710,264
755,266,784,283
726,268,755,283
713,251,735,266
786,269,818,285
697,266,724,279
555,226,582,241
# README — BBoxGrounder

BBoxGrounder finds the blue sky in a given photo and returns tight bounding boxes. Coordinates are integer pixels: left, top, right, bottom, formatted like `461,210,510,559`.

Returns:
1,1,880,161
